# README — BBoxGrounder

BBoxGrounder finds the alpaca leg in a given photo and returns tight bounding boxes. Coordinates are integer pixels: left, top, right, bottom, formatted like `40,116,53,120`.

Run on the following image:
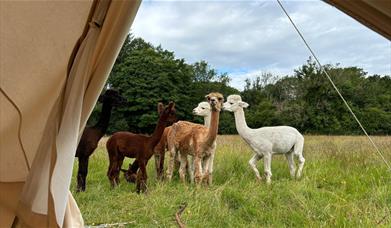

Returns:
202,155,212,185
158,151,166,180
136,160,148,193
194,155,203,185
107,155,123,188
207,152,215,185
107,158,119,188
154,152,165,180
187,155,194,184
285,152,296,178
77,156,89,192
166,146,176,182
206,143,217,185
178,154,188,183
154,153,160,179
263,153,272,184
249,154,262,181
116,155,124,185
296,154,305,178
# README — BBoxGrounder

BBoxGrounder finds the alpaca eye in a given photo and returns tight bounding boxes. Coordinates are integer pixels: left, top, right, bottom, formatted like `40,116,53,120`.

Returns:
201,108,205,110
229,102,233,105
218,97,223,101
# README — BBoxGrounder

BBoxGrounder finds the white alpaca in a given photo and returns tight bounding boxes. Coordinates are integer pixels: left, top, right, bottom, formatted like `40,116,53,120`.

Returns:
223,95,305,184
193,101,211,127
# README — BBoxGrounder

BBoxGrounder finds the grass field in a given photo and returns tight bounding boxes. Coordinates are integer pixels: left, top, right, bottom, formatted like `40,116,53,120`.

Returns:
71,135,391,227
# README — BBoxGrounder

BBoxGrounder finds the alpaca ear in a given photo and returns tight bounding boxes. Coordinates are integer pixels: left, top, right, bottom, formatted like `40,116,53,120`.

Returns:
167,101,175,110
157,102,164,114
239,101,249,108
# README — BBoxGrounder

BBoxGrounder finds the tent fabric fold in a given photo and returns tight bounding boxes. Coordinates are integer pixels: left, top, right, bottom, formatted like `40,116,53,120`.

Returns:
0,0,141,227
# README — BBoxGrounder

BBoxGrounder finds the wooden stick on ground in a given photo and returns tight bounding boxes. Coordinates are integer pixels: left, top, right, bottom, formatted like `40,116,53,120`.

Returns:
175,203,187,228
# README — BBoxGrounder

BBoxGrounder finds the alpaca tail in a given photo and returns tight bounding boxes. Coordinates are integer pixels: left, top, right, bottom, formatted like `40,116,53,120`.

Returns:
293,133,305,178
293,134,304,156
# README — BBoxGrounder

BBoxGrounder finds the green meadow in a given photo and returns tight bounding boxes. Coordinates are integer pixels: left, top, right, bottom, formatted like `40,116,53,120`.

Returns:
71,135,391,227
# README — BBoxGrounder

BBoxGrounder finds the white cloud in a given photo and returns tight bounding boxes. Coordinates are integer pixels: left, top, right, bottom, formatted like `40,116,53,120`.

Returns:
131,0,391,90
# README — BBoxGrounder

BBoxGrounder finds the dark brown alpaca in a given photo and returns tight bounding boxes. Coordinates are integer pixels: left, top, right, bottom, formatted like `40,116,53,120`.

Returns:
106,102,177,193
75,89,126,192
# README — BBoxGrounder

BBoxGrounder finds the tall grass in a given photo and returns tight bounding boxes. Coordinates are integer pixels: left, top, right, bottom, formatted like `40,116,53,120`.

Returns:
71,135,391,227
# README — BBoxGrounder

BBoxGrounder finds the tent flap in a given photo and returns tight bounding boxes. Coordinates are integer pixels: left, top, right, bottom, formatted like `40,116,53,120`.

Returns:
0,0,141,227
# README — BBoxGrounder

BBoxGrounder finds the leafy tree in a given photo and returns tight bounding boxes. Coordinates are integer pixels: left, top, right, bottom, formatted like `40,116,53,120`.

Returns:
87,37,391,136
240,57,391,135
88,35,239,134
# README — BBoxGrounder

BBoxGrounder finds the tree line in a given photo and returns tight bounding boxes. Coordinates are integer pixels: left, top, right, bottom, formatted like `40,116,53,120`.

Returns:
87,34,391,135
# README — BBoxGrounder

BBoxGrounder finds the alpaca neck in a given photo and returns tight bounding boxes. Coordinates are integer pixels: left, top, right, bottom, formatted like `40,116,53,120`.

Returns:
234,108,250,136
204,115,211,128
94,102,113,134
148,118,168,157
205,110,220,146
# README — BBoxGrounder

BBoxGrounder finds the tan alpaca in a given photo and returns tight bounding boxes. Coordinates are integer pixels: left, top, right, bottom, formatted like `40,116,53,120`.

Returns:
154,101,213,182
166,92,224,185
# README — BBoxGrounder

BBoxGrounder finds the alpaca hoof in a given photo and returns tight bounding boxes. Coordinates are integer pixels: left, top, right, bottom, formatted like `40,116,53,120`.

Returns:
156,173,164,181
137,184,148,194
76,182,85,192
156,176,164,181
136,189,148,194
202,173,209,184
110,179,119,188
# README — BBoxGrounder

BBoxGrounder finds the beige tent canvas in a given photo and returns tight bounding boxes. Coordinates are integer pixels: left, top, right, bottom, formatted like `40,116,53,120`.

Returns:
0,0,389,227
1,0,140,227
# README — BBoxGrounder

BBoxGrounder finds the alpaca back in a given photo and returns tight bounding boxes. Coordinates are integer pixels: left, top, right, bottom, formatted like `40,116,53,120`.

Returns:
251,126,303,154
106,131,149,158
168,121,208,156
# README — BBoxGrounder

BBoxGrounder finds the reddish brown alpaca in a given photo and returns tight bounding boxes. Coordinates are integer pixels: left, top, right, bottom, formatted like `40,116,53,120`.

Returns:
153,126,172,180
153,126,189,181
106,102,177,192
75,89,125,192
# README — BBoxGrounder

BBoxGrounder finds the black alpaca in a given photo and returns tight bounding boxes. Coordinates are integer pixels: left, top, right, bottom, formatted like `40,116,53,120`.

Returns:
75,89,125,192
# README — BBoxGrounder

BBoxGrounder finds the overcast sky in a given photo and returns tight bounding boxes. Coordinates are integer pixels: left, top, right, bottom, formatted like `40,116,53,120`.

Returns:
131,0,391,90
